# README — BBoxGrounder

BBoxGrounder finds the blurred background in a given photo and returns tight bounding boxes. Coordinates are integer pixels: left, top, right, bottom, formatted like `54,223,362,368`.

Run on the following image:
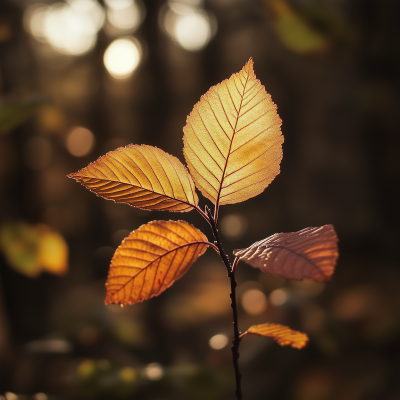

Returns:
0,0,399,399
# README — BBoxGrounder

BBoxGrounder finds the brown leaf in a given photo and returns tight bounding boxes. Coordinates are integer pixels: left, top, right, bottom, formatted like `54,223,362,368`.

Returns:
233,225,338,282
183,58,283,209
68,145,198,212
105,220,209,305
242,323,309,349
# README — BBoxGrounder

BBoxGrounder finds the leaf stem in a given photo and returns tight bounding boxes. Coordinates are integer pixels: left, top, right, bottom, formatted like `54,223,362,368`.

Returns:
205,206,242,400
194,205,212,225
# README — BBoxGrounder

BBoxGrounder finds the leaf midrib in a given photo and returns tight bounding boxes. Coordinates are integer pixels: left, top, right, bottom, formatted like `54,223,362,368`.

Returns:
215,69,251,211
108,240,208,300
79,175,196,210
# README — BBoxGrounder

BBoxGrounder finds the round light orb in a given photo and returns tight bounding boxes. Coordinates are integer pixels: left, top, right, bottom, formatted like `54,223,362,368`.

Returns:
103,38,141,79
174,11,211,51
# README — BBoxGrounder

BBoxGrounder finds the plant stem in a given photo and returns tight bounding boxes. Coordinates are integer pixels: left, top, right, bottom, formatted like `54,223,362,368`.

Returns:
205,206,242,400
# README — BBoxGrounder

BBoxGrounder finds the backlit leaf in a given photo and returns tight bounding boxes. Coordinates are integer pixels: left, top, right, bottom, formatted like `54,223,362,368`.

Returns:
37,224,68,275
242,323,309,349
233,225,338,282
68,145,198,212
0,221,69,277
183,58,283,208
105,220,209,305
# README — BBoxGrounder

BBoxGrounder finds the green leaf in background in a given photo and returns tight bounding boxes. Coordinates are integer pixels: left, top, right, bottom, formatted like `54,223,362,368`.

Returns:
267,0,329,53
0,96,48,134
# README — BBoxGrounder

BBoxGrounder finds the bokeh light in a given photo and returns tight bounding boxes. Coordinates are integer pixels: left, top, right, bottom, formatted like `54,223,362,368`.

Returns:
241,289,268,315
209,333,228,350
174,11,211,51
66,126,95,157
24,0,104,55
104,38,142,79
269,288,289,306
144,362,164,380
161,1,216,51
220,214,248,239
105,0,145,36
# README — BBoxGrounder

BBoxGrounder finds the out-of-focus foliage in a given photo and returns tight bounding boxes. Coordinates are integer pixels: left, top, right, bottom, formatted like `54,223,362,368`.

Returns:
0,97,48,134
0,221,68,277
266,0,329,53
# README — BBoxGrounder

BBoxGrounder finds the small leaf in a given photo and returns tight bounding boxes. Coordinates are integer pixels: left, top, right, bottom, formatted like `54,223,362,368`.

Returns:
105,220,209,305
0,221,69,278
68,145,198,212
242,323,309,349
268,0,329,53
0,96,48,133
37,224,68,275
183,58,283,208
234,225,338,282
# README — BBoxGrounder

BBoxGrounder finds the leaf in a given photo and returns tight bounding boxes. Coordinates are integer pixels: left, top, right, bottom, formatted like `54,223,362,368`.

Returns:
0,96,48,134
233,225,338,282
68,145,198,212
37,224,68,275
183,58,283,208
0,221,69,278
105,220,209,305
242,323,309,349
267,0,329,53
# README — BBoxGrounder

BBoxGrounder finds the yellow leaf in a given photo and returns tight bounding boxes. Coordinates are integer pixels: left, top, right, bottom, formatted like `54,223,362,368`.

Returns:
68,145,198,212
105,220,209,305
0,222,41,277
234,225,338,282
183,58,283,210
37,224,68,275
243,323,309,349
0,222,69,278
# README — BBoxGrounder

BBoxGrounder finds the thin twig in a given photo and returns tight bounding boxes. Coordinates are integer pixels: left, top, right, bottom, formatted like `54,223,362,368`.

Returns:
205,206,242,400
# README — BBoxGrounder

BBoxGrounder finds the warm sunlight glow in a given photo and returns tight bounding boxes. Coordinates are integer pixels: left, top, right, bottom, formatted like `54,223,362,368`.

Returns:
241,289,268,315
269,288,289,306
104,38,141,79
161,2,215,51
144,363,164,381
174,11,211,51
209,334,228,350
220,214,248,239
66,127,95,157
105,0,144,35
24,1,104,55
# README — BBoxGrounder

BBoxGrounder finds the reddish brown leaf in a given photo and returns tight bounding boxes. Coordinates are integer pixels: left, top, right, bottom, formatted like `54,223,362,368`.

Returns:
105,220,209,305
183,58,283,208
68,145,198,212
233,225,338,282
242,323,309,349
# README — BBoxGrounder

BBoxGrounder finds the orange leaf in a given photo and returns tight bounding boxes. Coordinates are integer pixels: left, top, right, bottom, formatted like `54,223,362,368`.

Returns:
233,225,338,282
242,323,309,349
105,220,209,305
68,145,198,212
183,58,283,208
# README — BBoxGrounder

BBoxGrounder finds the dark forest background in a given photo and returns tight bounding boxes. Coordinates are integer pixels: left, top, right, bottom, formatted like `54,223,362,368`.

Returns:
0,0,399,399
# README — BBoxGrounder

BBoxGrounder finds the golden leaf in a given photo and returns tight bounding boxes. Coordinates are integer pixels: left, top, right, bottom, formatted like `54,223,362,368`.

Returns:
68,145,198,212
37,224,68,275
242,323,309,349
0,221,68,278
183,58,283,210
105,220,209,305
234,225,338,282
